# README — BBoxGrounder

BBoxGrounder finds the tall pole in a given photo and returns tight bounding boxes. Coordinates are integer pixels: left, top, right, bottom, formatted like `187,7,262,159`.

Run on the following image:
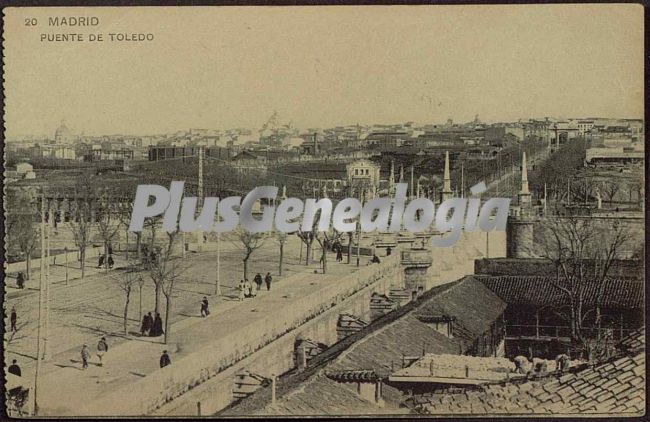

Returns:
64,246,69,286
461,162,464,198
34,196,46,415
410,166,414,198
43,212,51,361
356,188,363,267
215,207,221,296
198,146,205,244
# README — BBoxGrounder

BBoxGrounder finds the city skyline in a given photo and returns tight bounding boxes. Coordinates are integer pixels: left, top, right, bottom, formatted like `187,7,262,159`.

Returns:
4,5,643,139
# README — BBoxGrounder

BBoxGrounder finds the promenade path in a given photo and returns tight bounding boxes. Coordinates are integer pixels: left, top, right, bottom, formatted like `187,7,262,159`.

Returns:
4,235,379,416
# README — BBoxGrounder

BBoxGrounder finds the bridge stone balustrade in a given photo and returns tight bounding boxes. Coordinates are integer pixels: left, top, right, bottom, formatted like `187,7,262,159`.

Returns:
77,255,402,416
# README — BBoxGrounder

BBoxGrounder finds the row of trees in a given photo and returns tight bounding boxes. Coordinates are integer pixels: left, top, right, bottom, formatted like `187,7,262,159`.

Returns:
535,208,634,360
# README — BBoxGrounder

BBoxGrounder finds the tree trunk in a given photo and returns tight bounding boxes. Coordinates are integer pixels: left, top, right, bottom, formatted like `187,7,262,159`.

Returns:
139,285,143,320
25,253,31,280
164,296,171,344
80,248,86,279
322,246,327,274
154,283,162,314
243,258,249,280
279,242,284,276
136,232,142,264
104,242,109,270
150,224,156,249
347,233,353,264
305,243,311,266
123,290,130,335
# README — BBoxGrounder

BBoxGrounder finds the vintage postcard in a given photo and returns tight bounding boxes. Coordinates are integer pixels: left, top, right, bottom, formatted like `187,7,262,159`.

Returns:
2,4,645,418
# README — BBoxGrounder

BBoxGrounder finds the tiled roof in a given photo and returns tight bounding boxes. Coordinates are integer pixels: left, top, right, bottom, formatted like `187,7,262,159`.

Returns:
617,327,645,355
415,277,507,340
221,278,507,416
325,370,381,383
261,373,394,416
411,335,646,415
476,276,643,309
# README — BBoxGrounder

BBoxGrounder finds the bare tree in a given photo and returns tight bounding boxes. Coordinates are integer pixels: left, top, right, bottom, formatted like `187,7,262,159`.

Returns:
110,262,140,335
96,190,123,270
571,177,595,205
297,228,316,265
537,211,630,360
600,180,620,204
6,188,40,280
69,201,92,279
231,227,266,280
314,228,343,274
149,232,185,344
116,201,136,261
347,232,354,264
275,231,288,276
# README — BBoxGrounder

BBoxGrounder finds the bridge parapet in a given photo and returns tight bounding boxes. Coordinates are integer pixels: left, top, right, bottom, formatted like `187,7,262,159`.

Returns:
401,249,433,268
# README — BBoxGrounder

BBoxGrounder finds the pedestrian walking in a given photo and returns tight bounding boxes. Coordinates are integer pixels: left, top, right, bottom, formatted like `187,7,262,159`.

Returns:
97,254,105,268
160,350,171,368
253,273,263,291
10,306,17,332
16,272,25,289
386,246,392,256
8,360,21,377
96,337,108,366
108,255,115,269
245,279,253,298
238,280,246,301
336,247,343,262
265,272,272,291
251,281,257,298
371,254,381,264
81,344,90,369
141,312,153,336
151,312,164,337
200,296,210,317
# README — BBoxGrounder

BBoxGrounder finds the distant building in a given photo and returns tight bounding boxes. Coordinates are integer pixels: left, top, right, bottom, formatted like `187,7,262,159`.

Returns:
346,159,381,192
576,120,594,134
16,162,33,174
54,120,74,144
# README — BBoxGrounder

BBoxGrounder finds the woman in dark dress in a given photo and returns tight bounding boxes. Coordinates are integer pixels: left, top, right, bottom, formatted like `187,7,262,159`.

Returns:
151,312,164,337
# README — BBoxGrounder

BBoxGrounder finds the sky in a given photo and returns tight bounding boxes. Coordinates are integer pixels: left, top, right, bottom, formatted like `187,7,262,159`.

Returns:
4,4,644,138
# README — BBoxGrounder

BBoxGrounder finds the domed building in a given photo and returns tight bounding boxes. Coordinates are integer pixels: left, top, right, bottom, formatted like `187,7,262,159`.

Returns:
54,120,74,144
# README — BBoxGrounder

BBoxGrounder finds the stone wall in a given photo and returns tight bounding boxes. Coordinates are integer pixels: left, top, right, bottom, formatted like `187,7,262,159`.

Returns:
475,257,643,279
78,255,402,416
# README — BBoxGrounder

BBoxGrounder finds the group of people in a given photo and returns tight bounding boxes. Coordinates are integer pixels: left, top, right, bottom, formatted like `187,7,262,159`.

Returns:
140,312,165,337
512,353,572,375
97,254,115,269
80,336,109,369
238,272,273,301
77,335,172,371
